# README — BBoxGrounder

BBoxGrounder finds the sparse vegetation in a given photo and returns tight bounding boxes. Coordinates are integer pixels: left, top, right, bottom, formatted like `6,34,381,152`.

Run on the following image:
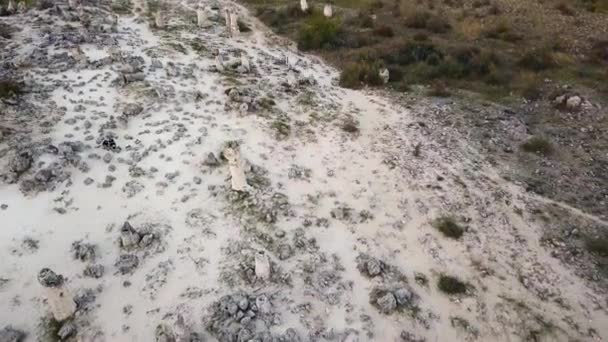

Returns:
438,274,468,294
433,216,464,239
521,137,553,156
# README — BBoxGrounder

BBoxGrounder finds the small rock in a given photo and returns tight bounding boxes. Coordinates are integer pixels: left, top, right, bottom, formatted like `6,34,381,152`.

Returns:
367,259,382,277
123,103,144,116
37,268,64,287
120,221,141,248
376,292,397,313
202,153,220,167
393,288,414,306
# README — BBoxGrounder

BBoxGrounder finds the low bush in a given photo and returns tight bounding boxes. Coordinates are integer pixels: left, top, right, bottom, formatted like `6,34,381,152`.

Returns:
0,23,11,39
484,21,522,42
0,79,22,99
405,11,451,33
339,60,385,88
373,25,394,37
433,216,464,238
438,275,468,294
586,237,608,257
297,14,343,50
590,40,608,64
517,49,557,71
521,137,553,155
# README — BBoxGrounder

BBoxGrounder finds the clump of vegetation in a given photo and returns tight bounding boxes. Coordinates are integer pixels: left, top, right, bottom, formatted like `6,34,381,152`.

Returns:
555,2,575,15
297,14,343,50
0,79,22,99
271,119,291,139
438,274,468,294
37,315,62,342
373,25,394,37
427,81,451,97
405,10,451,33
586,237,608,257
517,49,557,71
483,20,522,42
590,40,608,64
433,216,464,238
339,59,385,88
520,137,553,155
341,120,360,133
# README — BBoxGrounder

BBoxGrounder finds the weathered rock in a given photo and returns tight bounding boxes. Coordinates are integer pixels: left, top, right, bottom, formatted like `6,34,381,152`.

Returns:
254,251,270,280
393,288,414,306
277,244,293,260
123,103,143,116
203,152,219,168
366,258,382,277
120,221,141,248
37,268,64,287
376,292,397,313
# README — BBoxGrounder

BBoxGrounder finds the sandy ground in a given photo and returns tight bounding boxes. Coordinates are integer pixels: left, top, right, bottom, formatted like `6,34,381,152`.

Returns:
0,0,607,341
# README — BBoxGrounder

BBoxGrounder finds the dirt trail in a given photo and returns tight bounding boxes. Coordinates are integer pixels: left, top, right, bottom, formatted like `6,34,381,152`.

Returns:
0,0,606,341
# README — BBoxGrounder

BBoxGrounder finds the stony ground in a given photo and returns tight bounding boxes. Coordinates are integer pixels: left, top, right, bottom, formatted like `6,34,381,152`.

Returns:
0,0,607,341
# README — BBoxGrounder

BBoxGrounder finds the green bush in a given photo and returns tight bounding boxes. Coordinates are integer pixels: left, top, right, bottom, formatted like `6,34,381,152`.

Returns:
586,237,608,257
438,275,467,294
0,79,22,99
373,25,394,37
384,41,444,66
405,11,451,33
521,137,553,155
517,49,557,71
484,21,522,42
339,60,385,88
433,216,464,238
297,14,343,50
590,40,608,64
